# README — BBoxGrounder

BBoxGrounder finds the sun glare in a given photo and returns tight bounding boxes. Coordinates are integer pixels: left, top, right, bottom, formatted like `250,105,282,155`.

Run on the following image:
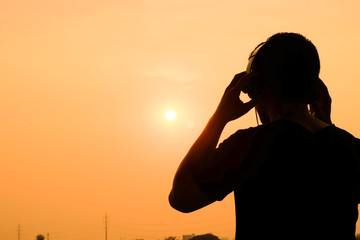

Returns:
165,110,176,121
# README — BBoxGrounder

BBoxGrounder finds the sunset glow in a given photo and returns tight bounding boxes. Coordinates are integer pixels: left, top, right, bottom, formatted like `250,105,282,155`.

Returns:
165,110,176,121
1,1,360,240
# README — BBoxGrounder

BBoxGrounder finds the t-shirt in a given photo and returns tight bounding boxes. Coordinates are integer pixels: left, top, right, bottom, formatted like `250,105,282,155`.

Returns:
192,119,360,240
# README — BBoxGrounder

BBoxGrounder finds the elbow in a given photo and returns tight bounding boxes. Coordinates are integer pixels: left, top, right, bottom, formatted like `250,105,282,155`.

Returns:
168,189,196,213
168,174,214,213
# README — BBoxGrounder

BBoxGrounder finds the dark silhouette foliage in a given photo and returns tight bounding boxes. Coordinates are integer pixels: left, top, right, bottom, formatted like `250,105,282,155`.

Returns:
189,233,220,240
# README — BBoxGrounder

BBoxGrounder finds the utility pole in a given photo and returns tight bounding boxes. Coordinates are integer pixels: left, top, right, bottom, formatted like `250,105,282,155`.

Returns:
105,214,108,240
17,224,20,240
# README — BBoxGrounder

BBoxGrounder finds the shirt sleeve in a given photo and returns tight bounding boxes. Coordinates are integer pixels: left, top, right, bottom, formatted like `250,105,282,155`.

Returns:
191,127,261,201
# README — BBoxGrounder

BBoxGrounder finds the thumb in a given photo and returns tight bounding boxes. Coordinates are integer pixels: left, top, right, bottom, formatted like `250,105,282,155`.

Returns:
243,98,258,114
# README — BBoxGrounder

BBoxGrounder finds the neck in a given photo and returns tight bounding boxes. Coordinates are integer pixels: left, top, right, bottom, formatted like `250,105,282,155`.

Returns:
268,102,310,122
268,102,330,133
257,91,330,132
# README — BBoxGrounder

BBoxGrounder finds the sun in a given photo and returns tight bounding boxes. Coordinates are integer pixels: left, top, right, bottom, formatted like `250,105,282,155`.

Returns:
165,110,176,121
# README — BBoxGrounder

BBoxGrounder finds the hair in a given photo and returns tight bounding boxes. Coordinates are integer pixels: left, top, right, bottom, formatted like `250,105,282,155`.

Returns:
247,32,320,103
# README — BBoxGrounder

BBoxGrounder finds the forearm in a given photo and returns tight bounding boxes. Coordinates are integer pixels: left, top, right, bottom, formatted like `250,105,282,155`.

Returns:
173,112,227,186
169,72,256,212
172,72,256,186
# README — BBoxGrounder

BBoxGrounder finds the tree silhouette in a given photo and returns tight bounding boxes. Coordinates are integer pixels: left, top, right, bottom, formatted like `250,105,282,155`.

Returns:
36,235,45,240
189,233,220,240
165,236,177,240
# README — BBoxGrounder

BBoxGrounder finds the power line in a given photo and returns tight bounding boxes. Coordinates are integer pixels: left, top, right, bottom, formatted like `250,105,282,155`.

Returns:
18,224,21,240
105,214,108,240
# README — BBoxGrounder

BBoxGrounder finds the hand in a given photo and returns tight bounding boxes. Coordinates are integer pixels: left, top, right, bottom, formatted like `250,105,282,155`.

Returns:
310,78,332,124
214,72,258,124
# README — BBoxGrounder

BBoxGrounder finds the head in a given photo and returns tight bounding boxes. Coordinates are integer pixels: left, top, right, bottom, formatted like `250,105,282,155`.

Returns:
244,32,320,104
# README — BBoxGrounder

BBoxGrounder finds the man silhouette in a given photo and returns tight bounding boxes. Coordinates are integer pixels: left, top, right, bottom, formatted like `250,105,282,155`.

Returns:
169,32,360,239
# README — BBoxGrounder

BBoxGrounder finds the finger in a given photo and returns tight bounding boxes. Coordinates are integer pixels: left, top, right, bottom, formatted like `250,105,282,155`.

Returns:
309,102,318,116
309,103,314,114
227,72,247,90
242,98,258,113
232,71,257,94
317,78,332,102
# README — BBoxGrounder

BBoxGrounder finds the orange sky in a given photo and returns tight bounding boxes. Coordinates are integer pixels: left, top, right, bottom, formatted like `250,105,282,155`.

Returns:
1,1,360,239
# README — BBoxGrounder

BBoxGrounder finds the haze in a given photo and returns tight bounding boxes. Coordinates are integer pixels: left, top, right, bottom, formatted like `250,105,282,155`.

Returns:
1,0,360,239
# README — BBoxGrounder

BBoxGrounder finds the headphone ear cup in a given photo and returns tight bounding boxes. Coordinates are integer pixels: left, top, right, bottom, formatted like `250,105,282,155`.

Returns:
244,76,263,99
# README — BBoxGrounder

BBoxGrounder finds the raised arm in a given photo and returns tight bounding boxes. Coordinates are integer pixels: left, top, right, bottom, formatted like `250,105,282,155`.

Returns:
310,78,332,124
169,72,257,213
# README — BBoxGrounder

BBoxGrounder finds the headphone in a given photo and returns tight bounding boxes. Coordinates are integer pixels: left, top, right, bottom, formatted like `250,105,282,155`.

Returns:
245,42,266,125
246,42,265,74
244,42,266,99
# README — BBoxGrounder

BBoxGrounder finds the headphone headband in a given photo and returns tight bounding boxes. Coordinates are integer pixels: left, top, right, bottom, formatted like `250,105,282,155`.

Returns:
246,42,265,73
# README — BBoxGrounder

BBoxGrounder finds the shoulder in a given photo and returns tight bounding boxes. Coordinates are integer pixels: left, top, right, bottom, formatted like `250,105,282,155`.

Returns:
214,122,285,163
219,123,278,146
220,121,291,145
216,125,264,153
331,125,359,139
226,120,292,142
325,125,360,147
